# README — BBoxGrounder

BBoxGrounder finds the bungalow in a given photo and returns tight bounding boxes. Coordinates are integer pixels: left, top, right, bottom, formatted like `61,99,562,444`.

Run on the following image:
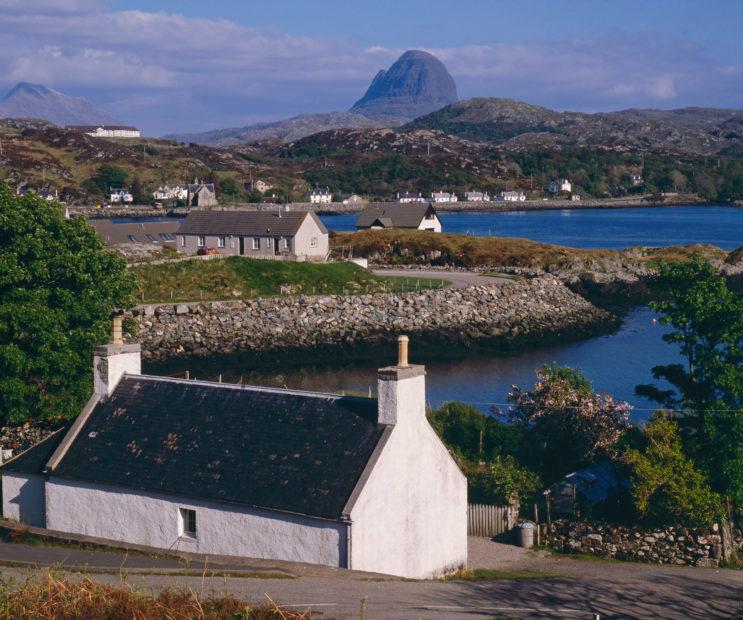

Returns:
356,203,442,233
1,329,467,579
306,187,332,204
465,191,490,202
187,181,218,207
496,191,526,202
396,192,425,203
549,179,572,194
430,191,458,203
176,209,329,261
109,188,133,204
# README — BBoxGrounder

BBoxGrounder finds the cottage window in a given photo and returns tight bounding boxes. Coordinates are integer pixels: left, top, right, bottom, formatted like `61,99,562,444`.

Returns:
252,237,260,250
179,235,185,247
217,236,226,248
179,508,196,538
310,237,318,248
198,236,206,247
146,234,157,243
127,234,138,243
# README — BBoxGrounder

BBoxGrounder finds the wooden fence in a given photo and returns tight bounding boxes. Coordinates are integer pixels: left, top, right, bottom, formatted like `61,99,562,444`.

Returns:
468,503,518,538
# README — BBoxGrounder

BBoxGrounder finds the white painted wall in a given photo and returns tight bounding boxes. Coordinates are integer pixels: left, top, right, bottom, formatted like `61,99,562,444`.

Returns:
348,369,468,578
293,213,329,260
94,344,141,397
45,478,346,566
2,473,46,527
416,214,442,233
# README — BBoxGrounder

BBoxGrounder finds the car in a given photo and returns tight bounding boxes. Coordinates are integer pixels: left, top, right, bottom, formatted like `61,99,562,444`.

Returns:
197,247,220,256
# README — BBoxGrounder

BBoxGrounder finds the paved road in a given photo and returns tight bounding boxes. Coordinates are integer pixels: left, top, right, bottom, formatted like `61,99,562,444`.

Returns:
0,537,740,619
373,269,512,288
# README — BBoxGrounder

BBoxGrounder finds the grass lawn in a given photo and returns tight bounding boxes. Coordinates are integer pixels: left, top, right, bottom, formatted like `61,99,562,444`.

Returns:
133,256,449,303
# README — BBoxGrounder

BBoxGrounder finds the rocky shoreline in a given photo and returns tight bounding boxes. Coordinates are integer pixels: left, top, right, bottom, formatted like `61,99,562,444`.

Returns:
129,276,613,362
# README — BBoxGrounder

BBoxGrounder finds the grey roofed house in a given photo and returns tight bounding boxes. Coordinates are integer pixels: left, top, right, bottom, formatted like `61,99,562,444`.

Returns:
356,203,442,232
88,219,181,246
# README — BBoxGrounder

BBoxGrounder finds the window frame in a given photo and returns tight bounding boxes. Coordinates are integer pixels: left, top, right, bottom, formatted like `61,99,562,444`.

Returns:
310,236,318,248
197,236,206,247
252,237,260,250
217,235,226,248
178,507,197,539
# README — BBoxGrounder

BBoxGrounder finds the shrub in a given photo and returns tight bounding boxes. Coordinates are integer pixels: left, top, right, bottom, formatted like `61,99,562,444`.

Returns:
462,456,541,505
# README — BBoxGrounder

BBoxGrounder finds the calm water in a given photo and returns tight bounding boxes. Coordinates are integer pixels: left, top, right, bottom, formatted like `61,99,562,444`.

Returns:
148,307,680,425
321,205,743,249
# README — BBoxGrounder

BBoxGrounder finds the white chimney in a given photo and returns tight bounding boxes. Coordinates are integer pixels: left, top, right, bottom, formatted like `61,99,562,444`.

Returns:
377,335,425,426
93,315,141,397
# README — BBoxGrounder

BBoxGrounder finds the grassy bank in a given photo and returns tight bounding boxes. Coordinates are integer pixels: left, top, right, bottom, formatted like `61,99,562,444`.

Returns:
133,256,448,303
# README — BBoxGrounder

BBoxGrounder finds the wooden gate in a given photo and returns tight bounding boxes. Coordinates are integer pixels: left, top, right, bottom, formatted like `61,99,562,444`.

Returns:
468,503,516,537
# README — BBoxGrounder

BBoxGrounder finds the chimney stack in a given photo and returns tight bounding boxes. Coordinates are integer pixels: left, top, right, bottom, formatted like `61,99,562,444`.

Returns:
93,312,141,398
376,335,425,426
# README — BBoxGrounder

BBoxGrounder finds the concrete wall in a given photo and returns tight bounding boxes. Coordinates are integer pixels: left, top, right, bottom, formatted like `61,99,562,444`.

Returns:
348,371,468,578
2,473,46,527
45,478,346,566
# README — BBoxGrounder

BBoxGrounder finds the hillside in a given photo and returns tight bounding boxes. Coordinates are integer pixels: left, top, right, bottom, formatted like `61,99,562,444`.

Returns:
405,98,743,156
0,82,120,126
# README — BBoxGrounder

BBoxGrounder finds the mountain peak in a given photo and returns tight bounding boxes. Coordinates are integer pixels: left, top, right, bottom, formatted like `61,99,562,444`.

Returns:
0,82,121,126
350,49,458,119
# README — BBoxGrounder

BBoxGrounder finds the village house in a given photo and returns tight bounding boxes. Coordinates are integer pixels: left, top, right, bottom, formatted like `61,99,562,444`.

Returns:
356,203,442,233
549,179,572,194
187,181,218,207
1,329,467,579
153,185,188,201
342,194,367,205
496,191,526,202
396,192,425,203
465,191,490,202
430,191,458,203
244,179,273,193
630,174,643,186
176,209,329,261
65,125,141,138
109,188,133,204
306,187,332,204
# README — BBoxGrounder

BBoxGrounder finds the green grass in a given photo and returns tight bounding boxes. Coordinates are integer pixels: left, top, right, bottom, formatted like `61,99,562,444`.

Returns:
444,568,560,581
133,256,448,303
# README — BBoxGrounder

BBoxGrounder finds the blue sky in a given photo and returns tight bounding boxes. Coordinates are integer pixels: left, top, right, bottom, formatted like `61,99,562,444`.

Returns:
1,0,742,134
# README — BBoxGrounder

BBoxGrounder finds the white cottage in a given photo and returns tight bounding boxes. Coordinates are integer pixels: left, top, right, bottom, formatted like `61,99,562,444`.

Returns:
1,329,467,579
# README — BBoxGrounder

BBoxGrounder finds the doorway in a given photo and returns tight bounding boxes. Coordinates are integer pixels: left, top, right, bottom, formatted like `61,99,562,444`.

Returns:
239,237,245,255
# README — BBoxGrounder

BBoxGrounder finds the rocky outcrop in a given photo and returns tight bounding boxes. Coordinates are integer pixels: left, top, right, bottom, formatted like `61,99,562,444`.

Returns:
129,276,612,362
351,50,458,118
545,520,743,568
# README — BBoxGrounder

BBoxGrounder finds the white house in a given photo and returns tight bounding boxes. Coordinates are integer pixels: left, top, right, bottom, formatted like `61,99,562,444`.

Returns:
496,191,526,202
430,191,458,203
342,194,367,205
356,203,442,233
306,187,332,204
109,188,133,204
396,192,426,203
465,191,490,202
630,174,643,186
549,179,572,194
1,329,467,579
244,179,273,193
66,125,141,138
153,185,188,201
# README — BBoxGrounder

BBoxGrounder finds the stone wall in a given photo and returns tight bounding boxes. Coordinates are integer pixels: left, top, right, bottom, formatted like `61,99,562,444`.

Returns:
129,276,612,362
545,520,743,568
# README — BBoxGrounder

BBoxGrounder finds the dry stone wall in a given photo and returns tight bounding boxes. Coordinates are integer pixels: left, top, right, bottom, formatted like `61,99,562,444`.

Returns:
129,276,612,362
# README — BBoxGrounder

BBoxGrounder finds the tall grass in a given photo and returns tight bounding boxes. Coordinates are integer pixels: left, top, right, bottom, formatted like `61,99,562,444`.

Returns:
0,571,315,619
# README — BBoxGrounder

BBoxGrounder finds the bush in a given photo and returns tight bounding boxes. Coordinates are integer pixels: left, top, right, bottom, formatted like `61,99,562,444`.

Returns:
624,412,723,528
462,457,541,505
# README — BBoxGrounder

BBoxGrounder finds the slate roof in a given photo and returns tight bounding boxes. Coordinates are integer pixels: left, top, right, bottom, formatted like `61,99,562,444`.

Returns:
46,376,385,520
178,210,327,238
356,203,437,229
1,427,68,475
89,220,181,246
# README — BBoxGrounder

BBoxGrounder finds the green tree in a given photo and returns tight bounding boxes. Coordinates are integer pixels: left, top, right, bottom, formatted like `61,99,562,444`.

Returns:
505,364,632,482
0,185,136,423
89,165,128,196
624,412,723,527
462,457,541,505
636,256,743,506
219,177,242,202
130,175,145,204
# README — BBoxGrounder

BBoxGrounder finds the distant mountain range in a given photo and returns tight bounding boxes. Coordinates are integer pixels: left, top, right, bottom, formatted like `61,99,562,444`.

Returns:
404,98,743,156
0,82,120,127
165,49,458,146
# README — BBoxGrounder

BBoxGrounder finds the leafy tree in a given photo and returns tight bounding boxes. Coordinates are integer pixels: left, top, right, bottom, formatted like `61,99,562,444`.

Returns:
219,177,242,202
130,175,145,204
636,256,743,506
461,457,541,505
624,412,723,527
0,185,136,423
89,165,128,196
504,364,632,482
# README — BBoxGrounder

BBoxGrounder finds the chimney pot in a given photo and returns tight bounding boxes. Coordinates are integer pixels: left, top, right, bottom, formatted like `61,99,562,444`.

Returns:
112,315,124,345
397,335,409,367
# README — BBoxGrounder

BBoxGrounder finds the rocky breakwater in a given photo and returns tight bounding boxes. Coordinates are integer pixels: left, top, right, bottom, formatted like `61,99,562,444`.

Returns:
129,276,613,362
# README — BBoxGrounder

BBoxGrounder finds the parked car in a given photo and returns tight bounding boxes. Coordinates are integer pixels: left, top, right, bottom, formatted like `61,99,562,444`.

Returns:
197,247,220,256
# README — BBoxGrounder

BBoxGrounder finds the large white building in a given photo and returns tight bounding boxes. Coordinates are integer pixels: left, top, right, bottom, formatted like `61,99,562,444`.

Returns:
66,125,141,138
2,331,466,579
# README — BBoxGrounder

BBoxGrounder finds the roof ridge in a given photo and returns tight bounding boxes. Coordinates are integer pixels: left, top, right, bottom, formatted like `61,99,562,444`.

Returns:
129,374,376,402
